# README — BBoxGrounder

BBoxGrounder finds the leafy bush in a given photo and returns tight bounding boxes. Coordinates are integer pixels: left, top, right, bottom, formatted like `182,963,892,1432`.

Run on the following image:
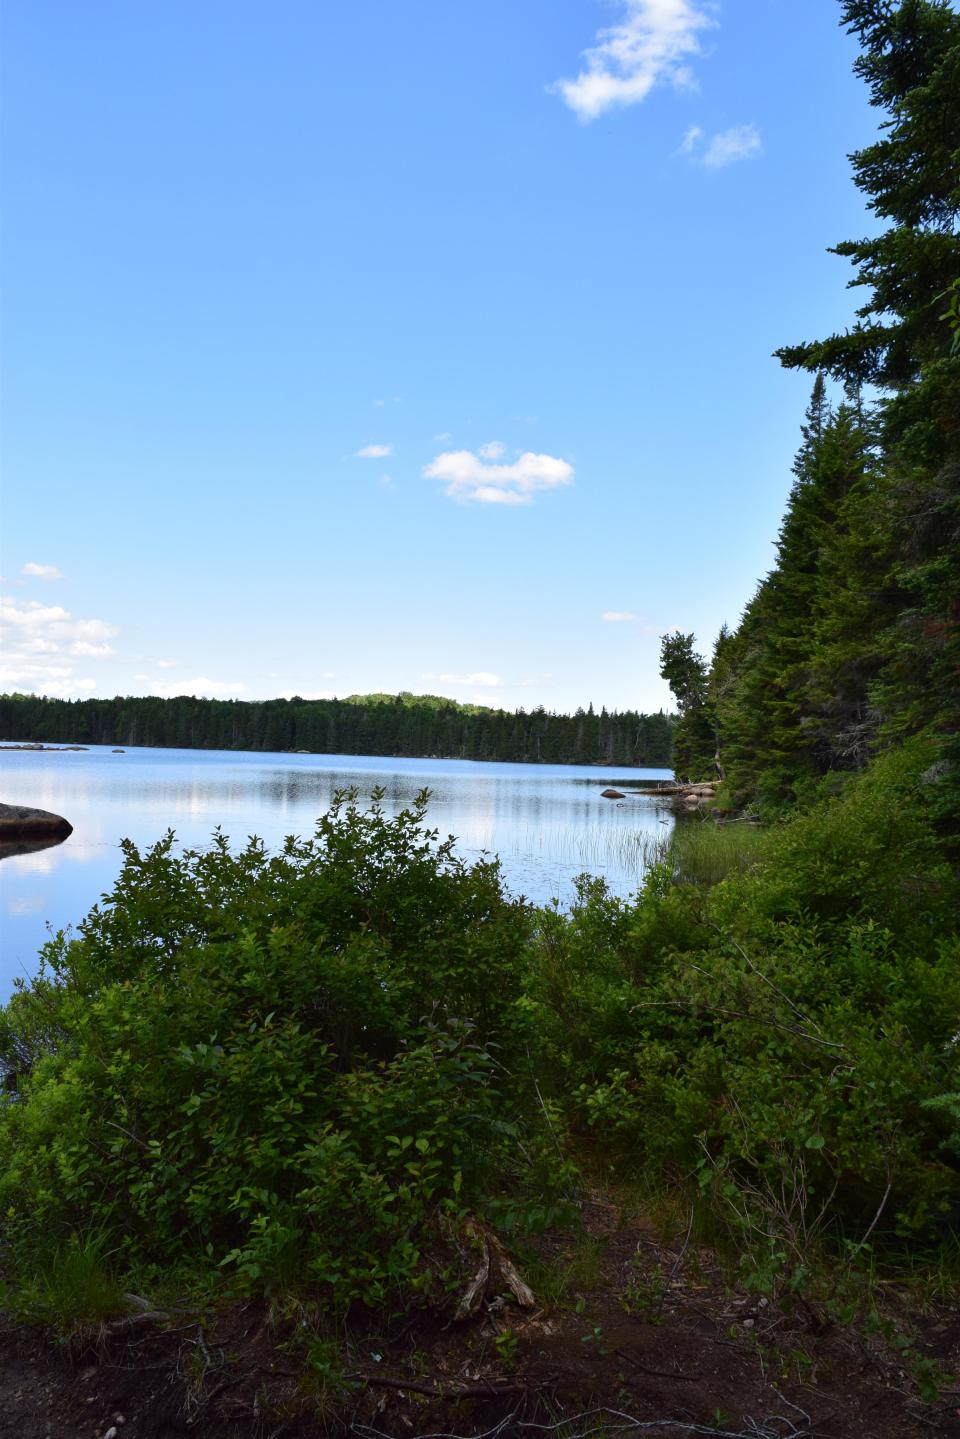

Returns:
527,749,960,1274
0,791,562,1314
1,767,956,1327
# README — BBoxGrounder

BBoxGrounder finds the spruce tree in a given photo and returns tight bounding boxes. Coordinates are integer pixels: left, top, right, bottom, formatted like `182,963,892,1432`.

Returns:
776,0,960,826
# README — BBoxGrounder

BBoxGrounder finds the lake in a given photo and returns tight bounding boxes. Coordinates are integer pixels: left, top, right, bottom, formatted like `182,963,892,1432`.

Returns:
0,745,674,993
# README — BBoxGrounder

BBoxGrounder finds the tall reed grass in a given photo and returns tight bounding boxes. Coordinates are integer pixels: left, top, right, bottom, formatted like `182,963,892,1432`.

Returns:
668,818,765,886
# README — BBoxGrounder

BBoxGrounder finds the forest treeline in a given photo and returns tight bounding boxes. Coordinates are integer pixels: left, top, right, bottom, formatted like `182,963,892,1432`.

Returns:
661,0,959,840
0,690,675,769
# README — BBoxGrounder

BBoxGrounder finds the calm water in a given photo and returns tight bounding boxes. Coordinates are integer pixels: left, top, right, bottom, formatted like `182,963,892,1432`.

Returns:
0,746,674,993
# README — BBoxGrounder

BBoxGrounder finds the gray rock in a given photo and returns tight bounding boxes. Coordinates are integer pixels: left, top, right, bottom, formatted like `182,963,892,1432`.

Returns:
0,803,73,838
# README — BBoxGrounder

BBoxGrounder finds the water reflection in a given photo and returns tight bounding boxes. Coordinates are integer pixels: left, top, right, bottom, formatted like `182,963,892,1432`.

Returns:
0,746,674,992
0,833,70,865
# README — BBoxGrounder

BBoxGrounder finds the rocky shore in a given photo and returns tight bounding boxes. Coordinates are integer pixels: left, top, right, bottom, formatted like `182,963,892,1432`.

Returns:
0,743,88,752
601,780,718,808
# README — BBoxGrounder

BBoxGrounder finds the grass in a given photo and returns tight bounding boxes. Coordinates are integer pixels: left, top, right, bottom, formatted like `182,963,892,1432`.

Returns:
522,1231,606,1310
9,1229,127,1336
669,818,766,887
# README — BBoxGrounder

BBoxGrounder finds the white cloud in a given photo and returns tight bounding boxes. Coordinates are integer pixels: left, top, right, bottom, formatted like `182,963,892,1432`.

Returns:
1,599,117,645
0,595,119,696
356,443,392,459
71,640,113,657
422,671,502,688
478,440,506,460
424,448,573,506
434,431,452,442
679,123,702,154
0,658,97,697
22,562,63,580
602,611,638,622
155,658,178,669
554,0,715,122
150,676,247,699
701,123,763,168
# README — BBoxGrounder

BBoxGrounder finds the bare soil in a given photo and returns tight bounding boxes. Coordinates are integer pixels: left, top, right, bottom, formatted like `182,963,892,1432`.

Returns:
2,1199,958,1438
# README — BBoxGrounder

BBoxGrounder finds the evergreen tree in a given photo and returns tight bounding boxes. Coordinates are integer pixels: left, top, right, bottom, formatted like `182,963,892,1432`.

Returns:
659,632,716,780
777,0,960,825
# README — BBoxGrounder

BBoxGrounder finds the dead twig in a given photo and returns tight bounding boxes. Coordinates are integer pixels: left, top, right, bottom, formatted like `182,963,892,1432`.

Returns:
348,1372,527,1399
613,1349,701,1382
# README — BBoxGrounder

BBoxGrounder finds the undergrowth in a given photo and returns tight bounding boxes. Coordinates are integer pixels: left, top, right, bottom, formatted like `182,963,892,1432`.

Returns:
0,750,957,1344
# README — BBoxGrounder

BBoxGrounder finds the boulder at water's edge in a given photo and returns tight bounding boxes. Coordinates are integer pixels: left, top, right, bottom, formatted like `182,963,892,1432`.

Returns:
0,803,73,839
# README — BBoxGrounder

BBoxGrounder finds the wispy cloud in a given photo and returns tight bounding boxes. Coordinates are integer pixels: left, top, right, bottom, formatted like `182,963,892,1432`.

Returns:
424,448,573,506
356,443,392,459
478,440,506,460
422,671,502,688
554,0,715,122
701,123,763,168
22,562,63,581
150,675,247,699
678,123,702,154
602,611,638,622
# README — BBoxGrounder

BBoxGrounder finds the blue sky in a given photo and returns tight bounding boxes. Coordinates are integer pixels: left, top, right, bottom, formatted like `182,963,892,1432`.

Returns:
1,0,876,715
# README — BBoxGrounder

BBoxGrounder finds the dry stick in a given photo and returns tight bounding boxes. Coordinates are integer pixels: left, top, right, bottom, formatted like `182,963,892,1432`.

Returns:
856,1170,894,1253
351,1419,810,1439
101,1309,171,1334
612,1349,701,1382
710,928,826,1037
511,1406,818,1438
347,1373,527,1399
351,1413,519,1439
632,997,851,1058
656,1202,695,1322
105,1120,149,1150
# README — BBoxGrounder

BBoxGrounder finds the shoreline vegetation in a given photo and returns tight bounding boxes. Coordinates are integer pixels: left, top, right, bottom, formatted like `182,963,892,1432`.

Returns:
0,692,674,770
0,4,958,1436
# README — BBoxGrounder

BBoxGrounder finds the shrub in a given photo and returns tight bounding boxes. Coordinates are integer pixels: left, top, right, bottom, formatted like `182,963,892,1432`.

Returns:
0,791,561,1315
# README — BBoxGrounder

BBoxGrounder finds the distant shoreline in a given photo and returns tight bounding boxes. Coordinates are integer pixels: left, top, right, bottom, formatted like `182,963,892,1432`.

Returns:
0,692,675,770
0,738,673,777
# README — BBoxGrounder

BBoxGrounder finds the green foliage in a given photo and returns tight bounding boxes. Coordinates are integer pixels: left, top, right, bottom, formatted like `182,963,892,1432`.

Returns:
1,755,957,1331
525,747,960,1281
0,791,566,1318
659,632,717,781
2,4,958,1343
7,1230,127,1336
772,0,960,829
